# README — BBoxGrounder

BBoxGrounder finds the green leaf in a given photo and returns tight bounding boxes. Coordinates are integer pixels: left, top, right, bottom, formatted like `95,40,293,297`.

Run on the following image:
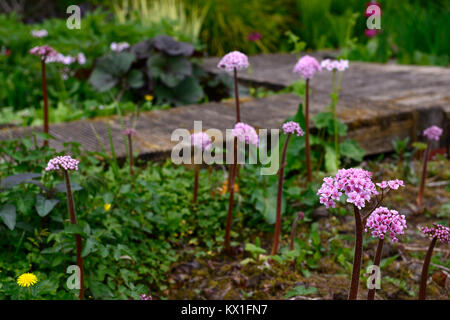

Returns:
148,54,192,88
284,285,318,298
0,204,16,230
89,52,135,91
82,237,98,257
35,195,59,217
339,140,365,162
312,112,333,129
64,224,86,236
0,173,41,190
126,69,144,89
324,146,338,173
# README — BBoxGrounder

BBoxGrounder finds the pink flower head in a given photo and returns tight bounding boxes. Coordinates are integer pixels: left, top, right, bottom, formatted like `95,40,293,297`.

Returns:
30,45,58,58
376,179,404,190
45,53,76,65
423,125,443,141
282,121,304,136
123,128,137,136
45,155,79,171
232,122,259,146
77,53,86,65
317,168,378,210
217,51,249,72
321,59,349,72
191,132,212,151
293,55,321,79
110,42,130,52
31,29,48,38
365,207,407,242
140,294,152,300
420,223,449,245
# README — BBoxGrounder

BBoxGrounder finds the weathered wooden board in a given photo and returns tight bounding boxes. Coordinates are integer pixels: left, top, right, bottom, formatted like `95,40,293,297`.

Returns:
1,53,448,159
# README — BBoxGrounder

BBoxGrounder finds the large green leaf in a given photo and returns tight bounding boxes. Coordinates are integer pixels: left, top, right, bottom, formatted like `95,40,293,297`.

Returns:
126,69,144,89
154,76,203,105
0,204,16,230
312,111,333,129
35,194,59,217
89,52,135,92
340,139,365,162
147,54,192,88
324,146,338,173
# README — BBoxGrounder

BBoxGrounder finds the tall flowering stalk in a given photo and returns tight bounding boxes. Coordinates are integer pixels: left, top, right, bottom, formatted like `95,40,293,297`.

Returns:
418,223,449,299
271,121,304,255
416,126,443,206
318,169,404,299
30,45,58,147
190,132,212,204
365,207,407,300
123,128,137,176
223,122,258,252
45,156,84,300
218,52,250,253
320,59,349,161
293,55,321,182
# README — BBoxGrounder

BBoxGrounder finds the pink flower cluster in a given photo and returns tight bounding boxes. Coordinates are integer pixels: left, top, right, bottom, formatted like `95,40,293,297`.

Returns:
421,223,449,244
140,294,152,300
365,207,407,242
30,45,57,58
232,122,259,146
45,155,79,171
293,55,321,79
110,42,130,52
423,125,443,141
31,29,48,38
320,59,349,72
191,132,212,150
376,179,404,190
217,51,249,72
282,121,304,136
123,128,137,136
317,168,378,209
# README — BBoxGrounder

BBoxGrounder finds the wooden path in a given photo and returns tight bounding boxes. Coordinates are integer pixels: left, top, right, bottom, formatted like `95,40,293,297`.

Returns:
1,53,449,159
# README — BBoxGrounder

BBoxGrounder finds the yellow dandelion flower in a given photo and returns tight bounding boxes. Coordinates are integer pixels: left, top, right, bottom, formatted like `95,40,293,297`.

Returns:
144,94,154,101
17,273,38,287
104,203,111,211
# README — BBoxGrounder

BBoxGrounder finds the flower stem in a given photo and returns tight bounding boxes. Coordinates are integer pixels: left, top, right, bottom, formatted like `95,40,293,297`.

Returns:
63,170,85,300
41,59,49,147
305,79,312,182
418,236,437,300
233,68,241,123
193,164,199,204
271,134,291,255
416,141,430,207
224,137,238,253
127,134,134,175
349,206,363,300
367,238,384,300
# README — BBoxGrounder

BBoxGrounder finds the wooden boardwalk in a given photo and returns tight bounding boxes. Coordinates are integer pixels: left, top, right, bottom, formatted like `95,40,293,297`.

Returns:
1,53,449,159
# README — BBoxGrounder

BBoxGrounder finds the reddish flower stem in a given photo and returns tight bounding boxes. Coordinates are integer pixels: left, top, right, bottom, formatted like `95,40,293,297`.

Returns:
41,59,49,147
418,236,437,300
224,68,241,253
271,134,291,255
367,238,384,300
305,79,312,182
63,170,85,300
225,137,238,253
193,164,199,204
127,134,134,175
233,68,241,123
349,206,363,300
416,141,430,206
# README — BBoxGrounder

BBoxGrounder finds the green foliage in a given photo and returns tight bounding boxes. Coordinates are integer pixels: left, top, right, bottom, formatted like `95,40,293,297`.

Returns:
284,285,317,298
